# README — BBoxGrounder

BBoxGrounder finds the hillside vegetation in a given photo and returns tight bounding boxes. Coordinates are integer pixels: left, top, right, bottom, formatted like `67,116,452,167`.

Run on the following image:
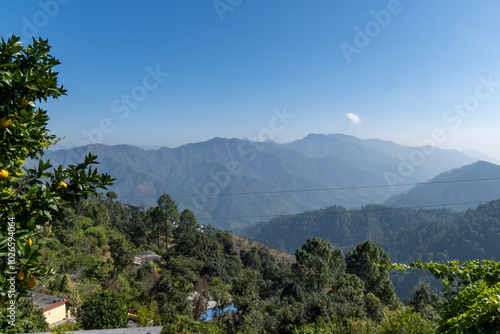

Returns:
246,196,500,299
1,193,442,333
6,192,500,332
245,205,459,255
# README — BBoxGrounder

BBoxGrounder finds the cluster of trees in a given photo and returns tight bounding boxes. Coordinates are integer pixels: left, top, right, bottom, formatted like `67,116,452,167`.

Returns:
389,260,500,333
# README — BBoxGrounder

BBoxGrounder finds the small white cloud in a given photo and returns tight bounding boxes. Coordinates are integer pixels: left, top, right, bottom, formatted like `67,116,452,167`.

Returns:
345,113,362,125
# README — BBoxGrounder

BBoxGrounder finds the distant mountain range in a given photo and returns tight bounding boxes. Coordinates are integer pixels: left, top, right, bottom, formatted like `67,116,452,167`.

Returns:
37,133,482,232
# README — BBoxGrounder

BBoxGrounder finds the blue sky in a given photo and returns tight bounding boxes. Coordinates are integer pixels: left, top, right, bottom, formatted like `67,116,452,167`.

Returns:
2,1,500,159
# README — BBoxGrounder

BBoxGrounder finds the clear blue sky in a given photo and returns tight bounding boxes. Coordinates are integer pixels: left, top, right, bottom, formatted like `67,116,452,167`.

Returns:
2,1,500,159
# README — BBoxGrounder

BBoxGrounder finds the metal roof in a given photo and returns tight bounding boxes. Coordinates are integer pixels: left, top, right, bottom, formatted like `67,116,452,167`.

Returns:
135,251,162,259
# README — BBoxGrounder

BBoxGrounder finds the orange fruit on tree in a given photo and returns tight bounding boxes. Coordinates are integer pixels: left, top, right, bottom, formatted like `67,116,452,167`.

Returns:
16,270,25,280
58,181,68,188
0,117,10,129
0,169,8,180
28,237,33,246
26,278,37,288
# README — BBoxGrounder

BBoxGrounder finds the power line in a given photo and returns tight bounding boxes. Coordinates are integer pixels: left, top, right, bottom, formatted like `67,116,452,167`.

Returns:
193,200,493,221
117,177,500,200
110,177,500,221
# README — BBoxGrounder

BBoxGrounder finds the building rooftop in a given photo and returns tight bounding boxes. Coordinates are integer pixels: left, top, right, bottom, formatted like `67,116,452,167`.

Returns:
135,251,162,259
134,250,163,265
28,291,69,311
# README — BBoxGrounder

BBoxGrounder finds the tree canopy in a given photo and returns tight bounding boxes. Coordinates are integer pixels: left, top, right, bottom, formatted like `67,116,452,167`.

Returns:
292,237,344,291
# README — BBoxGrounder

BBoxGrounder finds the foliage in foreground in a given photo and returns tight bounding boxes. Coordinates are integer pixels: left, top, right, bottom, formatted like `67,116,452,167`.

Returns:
0,297,48,333
390,260,500,333
0,34,113,301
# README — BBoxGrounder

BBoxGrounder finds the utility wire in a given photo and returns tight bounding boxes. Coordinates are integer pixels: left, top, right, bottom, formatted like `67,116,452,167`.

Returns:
111,177,500,221
192,200,493,221
117,177,500,200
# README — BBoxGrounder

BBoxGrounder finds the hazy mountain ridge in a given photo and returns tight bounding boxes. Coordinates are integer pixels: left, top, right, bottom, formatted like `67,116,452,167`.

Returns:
462,149,500,165
37,134,479,231
281,134,481,181
384,160,500,210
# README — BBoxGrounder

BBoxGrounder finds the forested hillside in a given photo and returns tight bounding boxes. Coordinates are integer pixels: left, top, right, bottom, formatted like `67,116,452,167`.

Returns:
7,194,500,332
2,193,443,333
245,205,460,254
247,195,500,264
379,198,500,264
246,197,500,299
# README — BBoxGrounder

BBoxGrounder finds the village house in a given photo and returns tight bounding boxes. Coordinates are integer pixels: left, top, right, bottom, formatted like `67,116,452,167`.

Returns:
29,291,70,326
133,250,163,265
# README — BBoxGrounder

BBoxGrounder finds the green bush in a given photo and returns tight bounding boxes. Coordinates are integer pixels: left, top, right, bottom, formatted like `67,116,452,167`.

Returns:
378,307,435,334
84,226,108,248
295,316,345,334
77,291,128,329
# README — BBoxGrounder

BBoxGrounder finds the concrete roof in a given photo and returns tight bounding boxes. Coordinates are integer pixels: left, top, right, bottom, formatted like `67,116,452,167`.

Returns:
30,326,163,334
28,291,69,311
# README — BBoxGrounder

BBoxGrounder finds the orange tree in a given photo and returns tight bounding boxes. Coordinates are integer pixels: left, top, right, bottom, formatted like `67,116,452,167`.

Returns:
0,35,114,300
